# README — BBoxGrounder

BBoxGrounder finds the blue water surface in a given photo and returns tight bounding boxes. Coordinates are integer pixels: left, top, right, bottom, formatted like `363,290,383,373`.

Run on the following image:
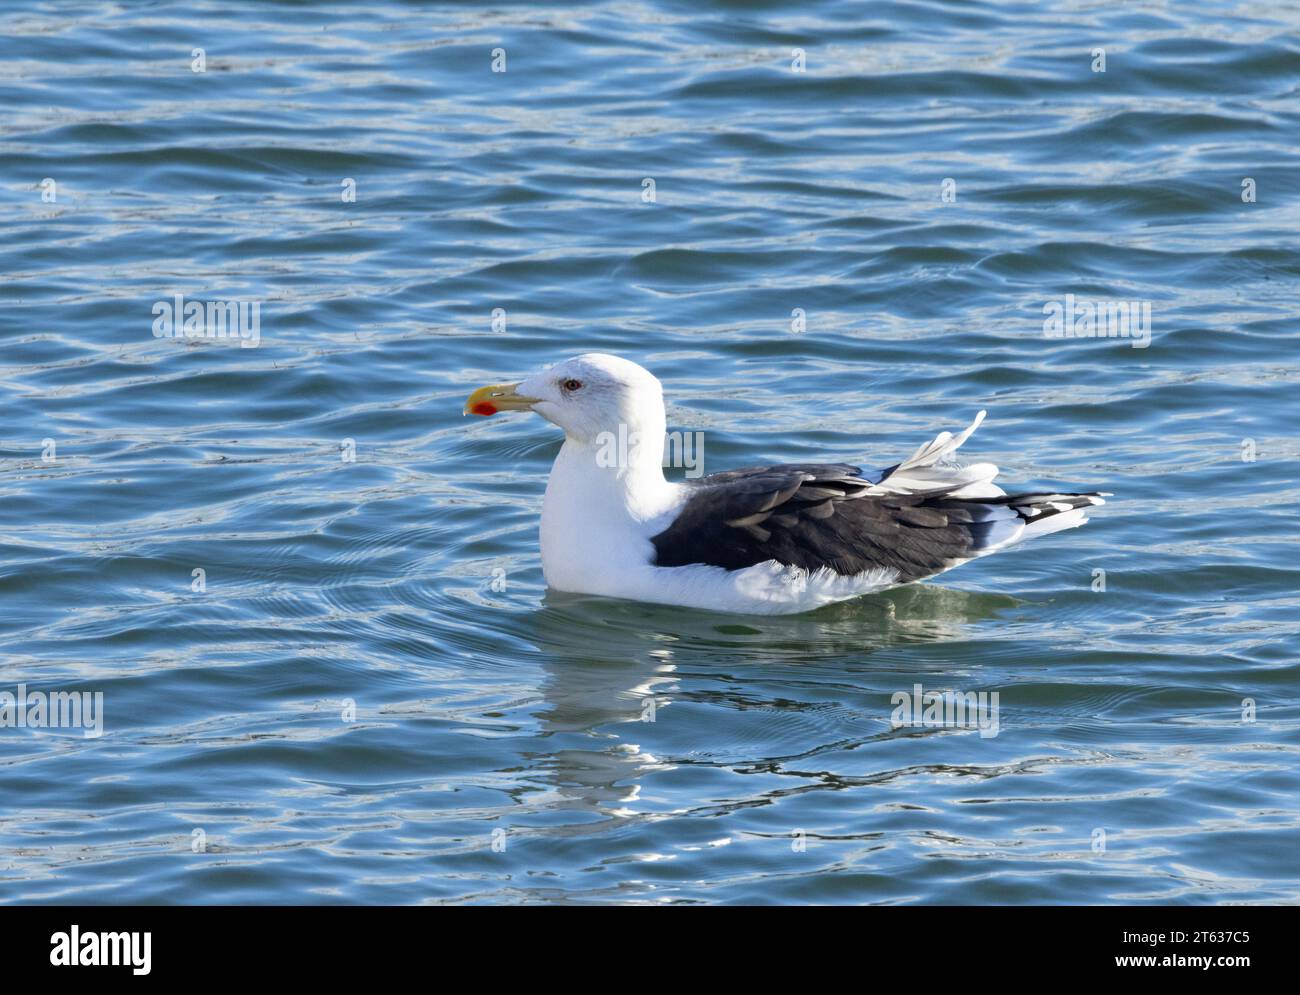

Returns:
1,0,1299,904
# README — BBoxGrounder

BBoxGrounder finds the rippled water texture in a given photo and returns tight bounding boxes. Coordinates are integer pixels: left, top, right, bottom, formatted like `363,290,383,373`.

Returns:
2,0,1299,904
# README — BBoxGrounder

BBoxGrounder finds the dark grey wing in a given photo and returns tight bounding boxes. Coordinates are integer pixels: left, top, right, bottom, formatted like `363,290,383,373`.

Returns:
650,463,1090,583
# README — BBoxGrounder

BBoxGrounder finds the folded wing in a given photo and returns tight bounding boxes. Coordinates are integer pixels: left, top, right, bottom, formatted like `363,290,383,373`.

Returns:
650,412,1105,583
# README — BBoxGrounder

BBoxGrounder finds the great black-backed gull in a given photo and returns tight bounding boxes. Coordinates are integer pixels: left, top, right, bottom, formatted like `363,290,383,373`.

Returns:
465,354,1105,615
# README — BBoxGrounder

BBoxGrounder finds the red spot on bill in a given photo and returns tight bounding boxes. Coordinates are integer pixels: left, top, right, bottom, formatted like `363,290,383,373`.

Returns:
471,402,498,416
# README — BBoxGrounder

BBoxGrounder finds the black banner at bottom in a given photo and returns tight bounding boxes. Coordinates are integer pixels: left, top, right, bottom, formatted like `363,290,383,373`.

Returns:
0,904,1277,982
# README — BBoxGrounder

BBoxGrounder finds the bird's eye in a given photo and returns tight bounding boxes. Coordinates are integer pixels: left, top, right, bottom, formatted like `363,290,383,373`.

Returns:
562,378,583,393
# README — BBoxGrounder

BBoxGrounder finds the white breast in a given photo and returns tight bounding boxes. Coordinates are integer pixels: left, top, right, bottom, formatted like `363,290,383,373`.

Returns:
539,438,683,596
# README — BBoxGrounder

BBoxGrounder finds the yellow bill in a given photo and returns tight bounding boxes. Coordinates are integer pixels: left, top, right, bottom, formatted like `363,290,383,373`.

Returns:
464,382,541,417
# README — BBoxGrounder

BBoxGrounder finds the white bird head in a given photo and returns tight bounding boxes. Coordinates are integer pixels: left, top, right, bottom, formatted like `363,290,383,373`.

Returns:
465,353,665,446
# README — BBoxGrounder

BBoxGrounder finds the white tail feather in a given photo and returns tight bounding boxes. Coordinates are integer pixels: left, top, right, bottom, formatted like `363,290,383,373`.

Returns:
870,410,991,495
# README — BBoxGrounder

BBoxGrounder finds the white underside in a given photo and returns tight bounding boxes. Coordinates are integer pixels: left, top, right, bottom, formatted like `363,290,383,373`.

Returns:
555,557,905,615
